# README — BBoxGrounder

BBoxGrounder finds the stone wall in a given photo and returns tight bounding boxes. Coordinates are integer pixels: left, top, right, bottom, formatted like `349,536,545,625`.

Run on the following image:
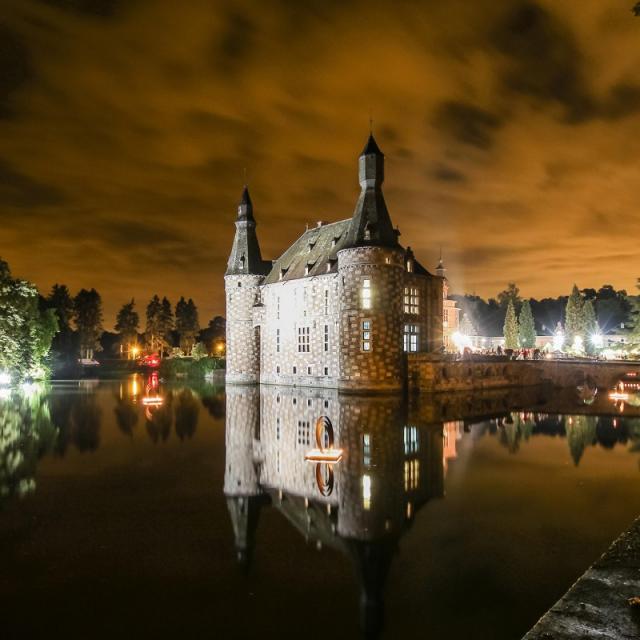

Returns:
337,246,405,392
225,274,262,384
259,274,341,388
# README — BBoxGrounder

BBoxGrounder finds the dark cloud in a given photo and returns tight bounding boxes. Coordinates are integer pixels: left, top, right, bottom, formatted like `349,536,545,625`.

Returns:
35,0,124,18
0,25,33,119
0,159,66,208
432,163,467,183
433,101,504,149
491,2,592,121
213,9,255,72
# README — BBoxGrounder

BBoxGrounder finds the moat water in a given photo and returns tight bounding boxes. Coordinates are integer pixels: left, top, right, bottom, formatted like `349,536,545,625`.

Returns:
1,375,640,640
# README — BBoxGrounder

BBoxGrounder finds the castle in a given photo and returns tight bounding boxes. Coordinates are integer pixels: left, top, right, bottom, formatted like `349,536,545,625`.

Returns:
225,134,444,392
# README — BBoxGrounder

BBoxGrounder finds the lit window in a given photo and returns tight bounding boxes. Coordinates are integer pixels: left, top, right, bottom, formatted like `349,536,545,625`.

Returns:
362,320,372,352
324,324,329,352
406,260,413,273
403,287,419,314
403,324,419,352
361,278,372,309
362,474,371,510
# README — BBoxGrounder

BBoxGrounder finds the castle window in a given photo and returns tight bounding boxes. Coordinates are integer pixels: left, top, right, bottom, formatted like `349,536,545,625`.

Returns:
276,417,281,440
293,366,297,374
307,399,312,407
363,433,371,466
362,475,371,510
277,296,280,319
361,278,372,309
406,260,413,273
297,420,311,446
403,324,419,352
324,289,329,315
361,320,372,352
324,367,329,376
297,327,310,352
307,366,312,375
403,287,419,314
404,459,420,491
237,281,242,287
385,257,391,264
324,324,329,352
276,328,280,353
276,365,280,374
403,426,419,454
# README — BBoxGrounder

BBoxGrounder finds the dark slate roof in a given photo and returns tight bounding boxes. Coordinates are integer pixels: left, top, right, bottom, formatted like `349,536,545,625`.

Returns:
361,133,383,156
263,219,432,284
263,219,351,284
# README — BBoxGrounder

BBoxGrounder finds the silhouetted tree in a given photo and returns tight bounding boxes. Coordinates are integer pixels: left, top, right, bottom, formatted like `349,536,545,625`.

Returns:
73,288,103,360
175,297,200,354
497,283,521,311
115,299,139,356
145,295,162,354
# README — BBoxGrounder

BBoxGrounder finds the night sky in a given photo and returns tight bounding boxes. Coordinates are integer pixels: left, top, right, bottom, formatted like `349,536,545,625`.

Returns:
2,0,640,326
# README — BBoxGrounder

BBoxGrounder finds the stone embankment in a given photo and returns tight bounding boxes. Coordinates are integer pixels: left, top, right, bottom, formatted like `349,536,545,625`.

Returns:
406,354,640,393
522,517,640,640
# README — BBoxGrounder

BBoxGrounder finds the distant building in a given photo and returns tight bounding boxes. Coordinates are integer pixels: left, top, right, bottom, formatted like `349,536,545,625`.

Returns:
436,257,460,351
225,134,444,392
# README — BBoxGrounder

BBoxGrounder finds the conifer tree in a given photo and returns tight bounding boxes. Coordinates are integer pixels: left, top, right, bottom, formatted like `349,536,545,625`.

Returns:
565,284,585,347
145,295,162,353
115,299,139,356
503,299,519,350
73,288,103,360
518,299,536,348
175,297,200,354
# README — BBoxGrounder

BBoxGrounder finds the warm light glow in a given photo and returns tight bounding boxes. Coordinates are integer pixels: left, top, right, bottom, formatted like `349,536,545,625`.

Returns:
142,396,163,406
131,345,140,357
572,335,584,353
452,331,471,351
553,330,564,351
362,474,371,510
590,333,603,348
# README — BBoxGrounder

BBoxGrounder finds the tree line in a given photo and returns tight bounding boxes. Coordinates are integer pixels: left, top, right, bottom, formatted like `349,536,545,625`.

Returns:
452,281,639,346
44,285,226,364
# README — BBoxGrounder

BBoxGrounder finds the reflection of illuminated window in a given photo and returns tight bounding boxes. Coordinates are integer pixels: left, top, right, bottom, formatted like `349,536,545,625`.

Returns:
361,278,372,309
404,459,420,491
403,426,419,454
363,433,371,466
362,474,371,510
297,420,311,446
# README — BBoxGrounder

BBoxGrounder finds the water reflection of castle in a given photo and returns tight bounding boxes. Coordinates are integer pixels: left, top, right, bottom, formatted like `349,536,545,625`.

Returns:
224,386,447,637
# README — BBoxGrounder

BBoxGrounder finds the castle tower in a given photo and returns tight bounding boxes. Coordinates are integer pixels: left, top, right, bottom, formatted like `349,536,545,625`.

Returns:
225,186,270,384
338,134,404,392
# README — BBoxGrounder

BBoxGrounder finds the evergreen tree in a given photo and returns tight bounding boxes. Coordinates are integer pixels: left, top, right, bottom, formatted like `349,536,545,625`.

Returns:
115,299,139,356
158,297,174,356
503,299,519,350
565,284,584,348
73,288,103,360
145,295,162,354
46,284,75,360
518,299,536,348
459,313,477,336
175,297,200,354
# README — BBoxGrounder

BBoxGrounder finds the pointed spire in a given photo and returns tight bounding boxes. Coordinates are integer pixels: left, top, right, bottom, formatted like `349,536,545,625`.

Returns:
226,185,270,276
436,247,446,277
344,133,398,249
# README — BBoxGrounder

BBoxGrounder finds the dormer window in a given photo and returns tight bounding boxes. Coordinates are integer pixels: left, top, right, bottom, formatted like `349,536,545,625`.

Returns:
406,260,413,273
279,267,288,281
305,262,314,276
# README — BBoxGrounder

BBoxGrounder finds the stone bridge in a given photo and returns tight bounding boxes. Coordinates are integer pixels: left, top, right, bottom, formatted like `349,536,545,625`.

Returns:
407,354,640,394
